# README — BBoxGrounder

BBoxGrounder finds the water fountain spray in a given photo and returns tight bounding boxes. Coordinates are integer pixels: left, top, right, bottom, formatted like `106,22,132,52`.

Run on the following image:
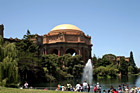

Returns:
82,59,93,85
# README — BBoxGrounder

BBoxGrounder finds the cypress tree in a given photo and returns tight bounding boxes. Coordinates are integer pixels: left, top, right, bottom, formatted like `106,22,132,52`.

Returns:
128,51,138,74
92,54,97,65
129,51,136,67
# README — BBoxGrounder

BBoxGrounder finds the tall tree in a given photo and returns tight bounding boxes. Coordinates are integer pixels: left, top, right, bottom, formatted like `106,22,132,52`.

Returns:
0,36,19,87
129,51,136,67
128,51,138,74
23,29,32,40
92,54,97,65
119,57,128,75
16,31,40,84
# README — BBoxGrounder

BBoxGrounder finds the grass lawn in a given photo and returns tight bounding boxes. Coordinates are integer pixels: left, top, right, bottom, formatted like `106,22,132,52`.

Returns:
0,87,83,93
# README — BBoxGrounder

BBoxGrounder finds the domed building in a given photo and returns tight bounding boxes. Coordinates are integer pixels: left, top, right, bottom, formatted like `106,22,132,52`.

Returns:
42,24,92,62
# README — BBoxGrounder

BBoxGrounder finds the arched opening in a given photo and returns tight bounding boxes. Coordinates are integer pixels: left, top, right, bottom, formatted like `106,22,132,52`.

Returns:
50,49,58,55
66,48,77,56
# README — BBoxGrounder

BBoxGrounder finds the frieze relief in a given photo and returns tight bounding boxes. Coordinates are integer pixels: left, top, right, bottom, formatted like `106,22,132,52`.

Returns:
48,36,58,41
66,36,78,41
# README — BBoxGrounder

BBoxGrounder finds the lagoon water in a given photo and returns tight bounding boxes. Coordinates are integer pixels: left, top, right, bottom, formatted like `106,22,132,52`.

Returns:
34,75,140,91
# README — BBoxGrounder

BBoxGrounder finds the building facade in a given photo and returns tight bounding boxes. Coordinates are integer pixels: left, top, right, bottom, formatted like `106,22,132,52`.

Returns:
36,24,92,62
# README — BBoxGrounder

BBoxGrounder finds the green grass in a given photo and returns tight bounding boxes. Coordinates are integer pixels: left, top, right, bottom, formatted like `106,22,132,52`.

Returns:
0,87,82,93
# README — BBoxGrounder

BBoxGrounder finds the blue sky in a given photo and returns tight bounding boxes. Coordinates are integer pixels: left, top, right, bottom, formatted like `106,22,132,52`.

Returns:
0,0,140,67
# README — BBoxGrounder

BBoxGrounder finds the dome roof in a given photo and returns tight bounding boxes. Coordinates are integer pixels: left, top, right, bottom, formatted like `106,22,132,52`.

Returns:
51,24,81,31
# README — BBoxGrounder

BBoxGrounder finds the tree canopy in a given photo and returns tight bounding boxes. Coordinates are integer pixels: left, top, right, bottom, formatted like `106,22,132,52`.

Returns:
0,36,19,87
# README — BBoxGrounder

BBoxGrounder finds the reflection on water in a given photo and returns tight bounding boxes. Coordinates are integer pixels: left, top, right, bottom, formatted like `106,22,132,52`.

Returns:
33,75,140,90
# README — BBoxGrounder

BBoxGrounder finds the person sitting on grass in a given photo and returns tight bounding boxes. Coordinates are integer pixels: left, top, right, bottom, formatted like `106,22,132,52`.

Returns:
75,82,81,92
24,81,28,89
67,82,72,91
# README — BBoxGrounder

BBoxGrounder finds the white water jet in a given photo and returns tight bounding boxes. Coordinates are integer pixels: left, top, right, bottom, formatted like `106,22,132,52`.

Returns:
82,59,93,85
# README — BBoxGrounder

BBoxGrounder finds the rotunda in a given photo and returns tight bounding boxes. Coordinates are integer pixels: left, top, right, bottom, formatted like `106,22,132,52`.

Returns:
42,24,92,62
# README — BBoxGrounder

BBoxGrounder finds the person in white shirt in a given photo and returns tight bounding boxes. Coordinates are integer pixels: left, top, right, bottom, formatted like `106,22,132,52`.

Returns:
24,81,28,89
62,85,65,91
83,80,88,92
97,82,101,93
75,83,81,92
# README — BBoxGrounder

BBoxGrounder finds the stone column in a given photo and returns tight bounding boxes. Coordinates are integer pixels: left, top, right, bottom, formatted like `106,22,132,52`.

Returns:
43,50,44,56
58,48,60,56
79,48,81,55
45,49,47,56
